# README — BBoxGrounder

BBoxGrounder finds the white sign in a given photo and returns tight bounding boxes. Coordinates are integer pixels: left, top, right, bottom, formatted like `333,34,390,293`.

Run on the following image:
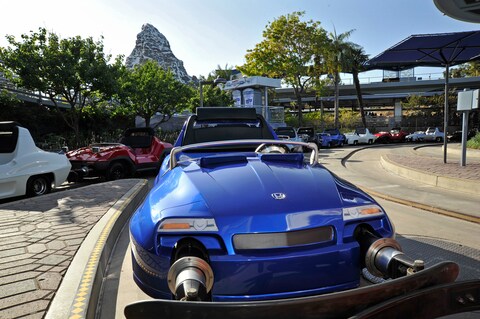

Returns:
473,89,479,109
243,88,254,106
457,90,473,111
232,90,242,106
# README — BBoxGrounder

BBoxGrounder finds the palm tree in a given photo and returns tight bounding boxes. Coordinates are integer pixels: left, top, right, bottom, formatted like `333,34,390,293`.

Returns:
211,64,236,81
324,28,355,129
343,44,369,128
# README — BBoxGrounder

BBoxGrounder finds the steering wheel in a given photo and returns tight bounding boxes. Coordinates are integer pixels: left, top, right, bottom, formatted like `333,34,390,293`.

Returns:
255,143,290,154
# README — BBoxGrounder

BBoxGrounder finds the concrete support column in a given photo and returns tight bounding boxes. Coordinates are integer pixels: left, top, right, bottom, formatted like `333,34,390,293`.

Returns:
394,100,403,125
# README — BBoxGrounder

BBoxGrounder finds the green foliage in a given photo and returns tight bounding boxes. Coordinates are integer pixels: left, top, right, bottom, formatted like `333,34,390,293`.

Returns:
323,29,355,76
450,61,480,78
0,27,122,146
401,92,457,118
338,109,361,130
188,84,233,111
324,28,357,128
155,128,180,145
341,44,369,127
209,64,236,81
118,60,193,127
467,132,480,149
0,89,20,105
239,12,327,81
0,101,68,140
238,12,329,125
284,109,358,131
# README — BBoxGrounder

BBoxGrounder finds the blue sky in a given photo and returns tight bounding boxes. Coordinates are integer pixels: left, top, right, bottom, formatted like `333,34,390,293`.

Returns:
1,0,479,80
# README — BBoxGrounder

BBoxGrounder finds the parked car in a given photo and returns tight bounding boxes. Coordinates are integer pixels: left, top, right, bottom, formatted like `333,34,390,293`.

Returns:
447,129,477,142
129,107,420,304
66,127,172,181
297,127,317,144
405,131,426,142
345,128,377,145
375,127,408,143
317,128,346,148
0,121,71,200
424,127,445,142
274,126,304,142
274,126,305,150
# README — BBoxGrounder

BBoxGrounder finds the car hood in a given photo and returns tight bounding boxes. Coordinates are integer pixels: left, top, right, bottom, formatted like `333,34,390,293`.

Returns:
143,155,375,235
66,143,126,161
194,160,343,229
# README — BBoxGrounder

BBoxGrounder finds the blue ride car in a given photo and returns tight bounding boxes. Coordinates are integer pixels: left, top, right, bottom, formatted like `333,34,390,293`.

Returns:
129,107,409,303
317,128,346,148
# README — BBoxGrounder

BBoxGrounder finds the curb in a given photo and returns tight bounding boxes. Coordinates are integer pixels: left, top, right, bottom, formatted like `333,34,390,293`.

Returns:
380,155,480,195
45,179,149,319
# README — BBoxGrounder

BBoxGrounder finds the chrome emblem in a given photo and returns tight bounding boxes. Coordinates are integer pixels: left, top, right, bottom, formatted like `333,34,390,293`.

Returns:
271,193,286,200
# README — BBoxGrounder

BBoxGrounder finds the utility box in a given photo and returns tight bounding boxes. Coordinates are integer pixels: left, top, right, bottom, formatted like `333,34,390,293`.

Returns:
232,90,242,106
457,90,473,111
242,88,262,107
472,89,479,109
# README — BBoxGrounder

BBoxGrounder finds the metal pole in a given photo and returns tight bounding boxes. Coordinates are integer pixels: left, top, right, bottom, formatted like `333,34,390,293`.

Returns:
443,64,449,164
263,88,268,120
461,111,469,167
199,81,204,107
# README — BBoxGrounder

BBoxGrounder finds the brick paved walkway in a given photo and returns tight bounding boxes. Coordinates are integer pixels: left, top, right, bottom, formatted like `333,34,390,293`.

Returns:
385,153,480,181
0,179,146,319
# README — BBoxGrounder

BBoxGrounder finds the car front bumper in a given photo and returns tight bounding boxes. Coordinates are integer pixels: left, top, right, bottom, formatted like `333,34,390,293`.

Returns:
131,237,361,301
67,160,109,181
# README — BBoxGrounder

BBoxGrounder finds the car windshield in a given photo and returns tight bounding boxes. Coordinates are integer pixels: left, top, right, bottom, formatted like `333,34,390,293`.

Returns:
275,128,296,138
324,129,337,134
297,128,314,136
355,128,366,134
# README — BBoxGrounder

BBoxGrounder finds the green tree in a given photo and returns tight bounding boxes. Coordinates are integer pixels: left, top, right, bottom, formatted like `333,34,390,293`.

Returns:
339,108,361,130
190,84,233,111
342,44,369,127
238,12,328,126
118,59,192,127
210,64,236,81
189,72,234,111
0,27,121,146
450,61,480,78
0,89,20,107
324,28,355,129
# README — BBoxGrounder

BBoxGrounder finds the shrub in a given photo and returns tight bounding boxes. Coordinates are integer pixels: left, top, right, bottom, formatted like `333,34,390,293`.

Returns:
467,132,480,149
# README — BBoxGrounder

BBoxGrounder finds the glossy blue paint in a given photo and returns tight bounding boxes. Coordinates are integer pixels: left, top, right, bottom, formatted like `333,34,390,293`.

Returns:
130,151,394,300
130,107,395,301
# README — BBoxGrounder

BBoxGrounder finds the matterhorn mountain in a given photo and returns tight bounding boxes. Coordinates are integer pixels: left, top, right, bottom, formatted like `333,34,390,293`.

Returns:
126,23,192,84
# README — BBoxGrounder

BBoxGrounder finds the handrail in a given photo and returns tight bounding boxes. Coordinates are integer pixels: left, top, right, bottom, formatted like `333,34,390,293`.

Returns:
169,139,319,170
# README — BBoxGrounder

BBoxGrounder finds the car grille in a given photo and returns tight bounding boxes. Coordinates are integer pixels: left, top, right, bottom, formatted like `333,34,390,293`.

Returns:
233,226,334,250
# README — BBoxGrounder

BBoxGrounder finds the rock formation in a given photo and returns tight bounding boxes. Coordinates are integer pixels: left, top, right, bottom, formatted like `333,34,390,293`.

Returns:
126,23,192,83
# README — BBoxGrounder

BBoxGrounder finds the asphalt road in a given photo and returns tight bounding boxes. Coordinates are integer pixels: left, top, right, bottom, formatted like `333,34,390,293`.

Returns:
324,144,480,217
100,145,480,318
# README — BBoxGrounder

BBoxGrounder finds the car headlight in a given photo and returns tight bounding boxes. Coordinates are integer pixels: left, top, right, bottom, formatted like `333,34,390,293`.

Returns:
342,204,384,221
157,218,218,232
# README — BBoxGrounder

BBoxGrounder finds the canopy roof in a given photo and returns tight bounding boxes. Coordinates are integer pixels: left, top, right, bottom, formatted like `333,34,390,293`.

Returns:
365,30,480,71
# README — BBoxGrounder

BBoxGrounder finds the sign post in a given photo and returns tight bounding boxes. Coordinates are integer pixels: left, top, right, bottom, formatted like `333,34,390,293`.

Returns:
457,89,479,166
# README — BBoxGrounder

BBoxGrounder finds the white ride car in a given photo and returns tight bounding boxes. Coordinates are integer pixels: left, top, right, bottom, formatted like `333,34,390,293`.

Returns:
424,127,445,142
345,128,377,145
405,131,427,142
0,122,71,200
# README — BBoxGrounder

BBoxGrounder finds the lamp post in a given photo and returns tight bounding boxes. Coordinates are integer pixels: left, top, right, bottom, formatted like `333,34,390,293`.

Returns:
199,77,227,107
